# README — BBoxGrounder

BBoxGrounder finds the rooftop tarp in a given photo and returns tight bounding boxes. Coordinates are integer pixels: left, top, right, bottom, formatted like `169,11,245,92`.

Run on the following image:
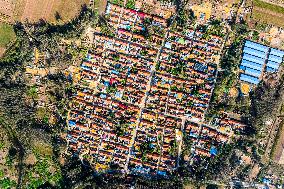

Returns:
243,46,267,59
245,40,269,53
270,48,284,58
240,73,259,85
243,53,265,65
241,59,263,71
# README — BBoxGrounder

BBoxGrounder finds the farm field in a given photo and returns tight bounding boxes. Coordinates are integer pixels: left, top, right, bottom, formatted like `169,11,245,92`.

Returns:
0,0,14,23
0,23,15,56
250,0,284,27
0,0,90,24
20,0,89,23
271,120,284,164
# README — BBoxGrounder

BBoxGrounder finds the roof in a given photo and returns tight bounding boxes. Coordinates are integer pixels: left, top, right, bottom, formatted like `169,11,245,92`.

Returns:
266,66,277,72
243,46,267,59
270,48,284,57
244,40,269,53
240,66,261,78
240,73,259,85
268,54,283,63
267,60,280,69
240,40,284,84
243,53,265,65
240,59,263,71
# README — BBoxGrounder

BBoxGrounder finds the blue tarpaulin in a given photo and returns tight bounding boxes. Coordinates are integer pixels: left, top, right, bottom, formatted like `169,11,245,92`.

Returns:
104,81,110,87
69,120,76,127
210,147,218,156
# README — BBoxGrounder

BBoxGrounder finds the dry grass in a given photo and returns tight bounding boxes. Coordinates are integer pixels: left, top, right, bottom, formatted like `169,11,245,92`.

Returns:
17,0,89,23
50,0,90,23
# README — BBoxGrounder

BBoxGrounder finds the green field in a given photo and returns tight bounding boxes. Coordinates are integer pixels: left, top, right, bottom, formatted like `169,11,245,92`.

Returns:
254,0,284,14
0,23,15,47
251,0,284,27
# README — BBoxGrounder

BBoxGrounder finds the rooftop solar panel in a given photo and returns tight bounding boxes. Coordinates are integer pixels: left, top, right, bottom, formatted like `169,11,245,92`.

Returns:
241,59,263,71
270,48,284,58
245,40,269,53
243,46,267,59
240,74,259,85
243,53,265,65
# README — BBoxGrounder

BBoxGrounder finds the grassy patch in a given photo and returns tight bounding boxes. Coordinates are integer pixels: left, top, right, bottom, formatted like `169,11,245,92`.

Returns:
0,24,16,47
33,142,53,157
26,156,62,188
27,85,38,99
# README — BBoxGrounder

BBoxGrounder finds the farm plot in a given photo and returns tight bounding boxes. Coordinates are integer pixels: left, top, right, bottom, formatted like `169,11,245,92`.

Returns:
20,0,89,23
250,0,284,27
271,120,284,164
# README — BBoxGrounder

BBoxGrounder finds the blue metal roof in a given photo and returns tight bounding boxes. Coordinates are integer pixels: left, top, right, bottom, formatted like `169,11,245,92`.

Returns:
243,53,265,65
244,67,261,78
240,73,259,85
245,40,269,53
268,54,283,63
241,59,263,71
270,48,284,58
266,66,277,72
239,41,283,83
267,60,280,69
243,46,267,59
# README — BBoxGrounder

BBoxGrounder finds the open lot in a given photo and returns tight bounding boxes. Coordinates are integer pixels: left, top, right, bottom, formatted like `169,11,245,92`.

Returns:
250,0,284,27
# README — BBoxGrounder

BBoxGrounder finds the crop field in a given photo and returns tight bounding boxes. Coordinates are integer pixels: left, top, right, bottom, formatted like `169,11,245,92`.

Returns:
0,23,15,57
271,120,284,164
250,0,284,27
0,0,14,23
20,0,89,23
0,23,15,47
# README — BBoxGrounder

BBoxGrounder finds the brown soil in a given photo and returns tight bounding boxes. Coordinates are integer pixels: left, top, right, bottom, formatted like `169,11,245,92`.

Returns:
0,47,5,57
249,164,260,180
24,153,37,165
